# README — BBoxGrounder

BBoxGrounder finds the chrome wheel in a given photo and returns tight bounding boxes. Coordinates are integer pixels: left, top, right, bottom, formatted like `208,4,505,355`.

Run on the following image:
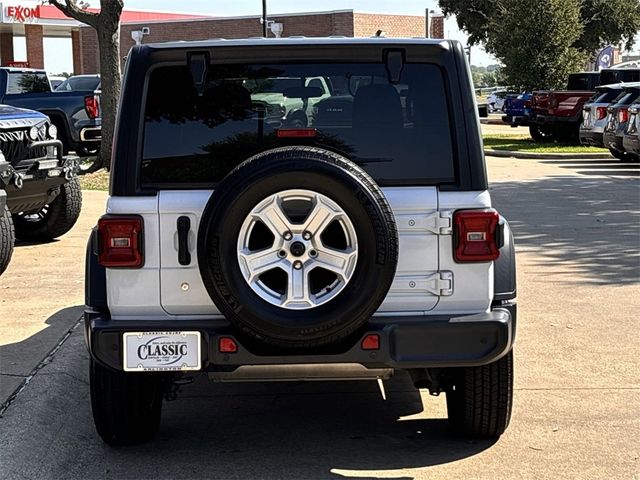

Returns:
237,189,358,309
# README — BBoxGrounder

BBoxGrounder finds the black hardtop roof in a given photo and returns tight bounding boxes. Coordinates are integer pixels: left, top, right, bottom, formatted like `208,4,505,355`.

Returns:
141,36,454,51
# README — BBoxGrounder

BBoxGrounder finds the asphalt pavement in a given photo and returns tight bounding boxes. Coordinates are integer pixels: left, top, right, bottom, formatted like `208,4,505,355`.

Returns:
0,155,638,480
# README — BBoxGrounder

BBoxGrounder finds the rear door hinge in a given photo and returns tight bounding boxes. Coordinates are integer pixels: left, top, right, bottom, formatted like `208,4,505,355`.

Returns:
431,210,453,235
426,271,453,296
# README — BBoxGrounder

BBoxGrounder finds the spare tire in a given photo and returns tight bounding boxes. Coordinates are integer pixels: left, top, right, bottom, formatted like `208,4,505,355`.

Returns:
198,146,398,349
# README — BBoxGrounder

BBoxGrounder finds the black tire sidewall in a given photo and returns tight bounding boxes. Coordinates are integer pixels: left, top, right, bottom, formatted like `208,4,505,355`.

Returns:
198,148,398,347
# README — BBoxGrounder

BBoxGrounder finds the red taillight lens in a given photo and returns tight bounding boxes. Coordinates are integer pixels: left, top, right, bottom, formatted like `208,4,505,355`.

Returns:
276,128,317,138
596,106,607,120
84,95,100,119
453,210,500,262
219,337,238,353
361,334,380,351
97,216,144,268
618,108,629,123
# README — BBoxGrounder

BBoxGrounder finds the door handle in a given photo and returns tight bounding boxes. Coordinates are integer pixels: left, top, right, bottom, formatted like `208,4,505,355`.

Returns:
177,216,191,266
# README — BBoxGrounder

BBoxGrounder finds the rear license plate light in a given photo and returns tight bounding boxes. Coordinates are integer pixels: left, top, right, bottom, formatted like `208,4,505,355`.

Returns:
97,216,144,268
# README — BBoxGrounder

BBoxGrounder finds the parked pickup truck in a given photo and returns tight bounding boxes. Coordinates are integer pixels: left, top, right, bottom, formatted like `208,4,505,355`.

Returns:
501,92,532,127
0,68,101,156
530,68,640,142
529,72,600,141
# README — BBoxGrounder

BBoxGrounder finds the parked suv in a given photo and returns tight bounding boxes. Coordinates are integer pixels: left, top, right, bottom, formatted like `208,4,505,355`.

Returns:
602,83,640,161
84,38,517,446
0,105,81,275
622,102,639,159
580,83,626,147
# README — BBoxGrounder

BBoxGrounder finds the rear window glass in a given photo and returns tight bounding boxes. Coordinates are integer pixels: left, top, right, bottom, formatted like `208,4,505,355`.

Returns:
600,69,640,84
615,91,640,106
566,74,597,90
55,76,100,92
592,89,623,103
141,63,455,187
6,72,50,94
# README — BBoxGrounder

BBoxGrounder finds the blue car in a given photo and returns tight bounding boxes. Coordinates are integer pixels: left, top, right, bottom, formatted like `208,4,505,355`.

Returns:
502,92,533,127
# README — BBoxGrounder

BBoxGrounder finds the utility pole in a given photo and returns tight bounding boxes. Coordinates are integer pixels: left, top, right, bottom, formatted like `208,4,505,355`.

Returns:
465,45,471,64
262,0,268,37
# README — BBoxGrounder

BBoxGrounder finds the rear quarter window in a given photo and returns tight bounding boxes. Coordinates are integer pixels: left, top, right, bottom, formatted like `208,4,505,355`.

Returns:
140,62,456,187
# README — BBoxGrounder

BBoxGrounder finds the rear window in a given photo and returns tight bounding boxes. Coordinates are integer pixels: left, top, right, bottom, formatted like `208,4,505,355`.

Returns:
6,72,50,94
614,90,640,106
600,69,640,85
591,89,623,104
566,74,598,90
55,76,100,92
141,62,455,187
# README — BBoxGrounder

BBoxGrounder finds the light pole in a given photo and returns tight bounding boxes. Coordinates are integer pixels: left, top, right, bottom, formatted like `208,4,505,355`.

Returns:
262,0,268,37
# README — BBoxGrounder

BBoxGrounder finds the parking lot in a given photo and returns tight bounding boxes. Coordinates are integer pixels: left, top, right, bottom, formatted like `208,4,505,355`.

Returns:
0,154,638,480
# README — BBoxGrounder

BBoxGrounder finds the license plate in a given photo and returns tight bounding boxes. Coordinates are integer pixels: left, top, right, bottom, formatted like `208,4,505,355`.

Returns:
123,331,201,372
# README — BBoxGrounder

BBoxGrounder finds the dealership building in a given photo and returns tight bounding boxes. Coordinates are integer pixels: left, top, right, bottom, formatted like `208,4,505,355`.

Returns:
0,1,444,74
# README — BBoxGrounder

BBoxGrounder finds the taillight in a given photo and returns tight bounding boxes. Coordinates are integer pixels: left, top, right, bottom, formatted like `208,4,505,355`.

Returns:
97,216,144,268
618,108,629,123
84,95,100,119
596,106,607,120
453,210,500,262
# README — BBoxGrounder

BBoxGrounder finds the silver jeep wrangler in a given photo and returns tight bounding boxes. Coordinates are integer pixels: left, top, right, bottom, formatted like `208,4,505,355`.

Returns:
85,38,517,445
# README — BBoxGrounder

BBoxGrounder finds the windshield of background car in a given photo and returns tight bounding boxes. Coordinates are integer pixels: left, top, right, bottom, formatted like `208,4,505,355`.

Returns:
6,72,50,94
141,63,455,187
55,76,100,91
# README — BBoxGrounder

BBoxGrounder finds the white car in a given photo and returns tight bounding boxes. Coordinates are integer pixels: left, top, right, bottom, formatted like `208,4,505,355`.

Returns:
85,38,517,446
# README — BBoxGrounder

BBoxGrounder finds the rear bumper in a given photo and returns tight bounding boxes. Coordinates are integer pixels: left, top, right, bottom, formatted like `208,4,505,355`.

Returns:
84,305,516,373
532,114,577,126
603,131,623,151
623,134,639,155
579,129,603,147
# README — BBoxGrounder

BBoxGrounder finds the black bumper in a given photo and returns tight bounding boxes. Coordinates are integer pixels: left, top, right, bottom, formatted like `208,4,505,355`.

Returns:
623,134,639,155
579,129,603,147
532,114,577,126
84,305,516,372
603,131,623,151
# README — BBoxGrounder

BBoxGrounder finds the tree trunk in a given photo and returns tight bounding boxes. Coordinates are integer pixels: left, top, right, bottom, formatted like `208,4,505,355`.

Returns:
97,23,121,170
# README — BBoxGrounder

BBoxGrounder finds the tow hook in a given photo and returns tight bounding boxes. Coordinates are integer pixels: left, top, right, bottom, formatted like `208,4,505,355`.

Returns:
14,174,24,189
64,167,74,181
165,376,194,401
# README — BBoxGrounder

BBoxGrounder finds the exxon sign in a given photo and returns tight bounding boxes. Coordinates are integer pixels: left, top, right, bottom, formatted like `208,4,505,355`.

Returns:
3,4,41,22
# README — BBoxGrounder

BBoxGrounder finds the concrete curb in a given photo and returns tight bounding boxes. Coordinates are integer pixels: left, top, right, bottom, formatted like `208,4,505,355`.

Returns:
484,149,614,160
480,118,505,125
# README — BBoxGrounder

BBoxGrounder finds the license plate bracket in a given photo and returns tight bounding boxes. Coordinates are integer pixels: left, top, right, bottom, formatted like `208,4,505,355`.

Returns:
123,331,201,372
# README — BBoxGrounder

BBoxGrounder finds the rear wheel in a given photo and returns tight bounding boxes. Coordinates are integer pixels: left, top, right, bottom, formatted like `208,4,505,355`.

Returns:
13,178,82,242
609,148,635,162
90,358,166,446
529,125,553,142
445,350,514,438
0,205,14,276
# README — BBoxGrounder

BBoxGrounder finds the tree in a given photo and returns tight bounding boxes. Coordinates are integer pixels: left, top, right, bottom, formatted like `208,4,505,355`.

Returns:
49,0,124,171
439,0,640,89
492,0,587,90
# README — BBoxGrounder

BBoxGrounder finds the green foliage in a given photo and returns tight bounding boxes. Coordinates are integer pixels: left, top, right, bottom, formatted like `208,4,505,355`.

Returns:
471,64,505,87
439,0,640,89
490,0,587,90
